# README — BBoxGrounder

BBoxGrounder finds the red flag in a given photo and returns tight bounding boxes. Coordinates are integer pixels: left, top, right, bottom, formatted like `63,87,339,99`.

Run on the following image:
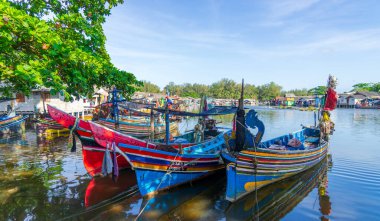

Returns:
324,88,338,111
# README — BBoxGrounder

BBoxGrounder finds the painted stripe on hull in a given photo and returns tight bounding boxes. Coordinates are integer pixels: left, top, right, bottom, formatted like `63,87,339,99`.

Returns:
135,168,222,196
225,144,328,202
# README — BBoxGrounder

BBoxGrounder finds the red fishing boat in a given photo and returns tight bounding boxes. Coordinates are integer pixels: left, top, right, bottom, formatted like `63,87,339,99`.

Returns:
47,105,199,176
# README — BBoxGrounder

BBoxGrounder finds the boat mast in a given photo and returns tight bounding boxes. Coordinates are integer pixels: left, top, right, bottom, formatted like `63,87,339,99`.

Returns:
150,106,155,140
111,87,120,130
165,93,170,144
235,79,246,152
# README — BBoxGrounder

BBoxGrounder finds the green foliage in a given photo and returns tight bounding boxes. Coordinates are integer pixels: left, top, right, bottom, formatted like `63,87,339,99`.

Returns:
164,82,183,96
138,80,161,93
373,83,380,93
160,79,270,100
352,82,380,92
0,0,140,100
283,88,311,96
257,82,282,101
209,78,240,99
243,83,258,99
308,86,327,95
183,83,209,98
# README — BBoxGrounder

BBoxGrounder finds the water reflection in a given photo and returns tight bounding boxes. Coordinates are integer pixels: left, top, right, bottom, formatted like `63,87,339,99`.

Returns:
85,169,138,208
137,172,226,221
0,130,90,221
319,171,331,221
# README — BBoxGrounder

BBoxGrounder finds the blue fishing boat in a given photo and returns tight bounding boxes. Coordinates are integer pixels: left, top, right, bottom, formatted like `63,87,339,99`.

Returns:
225,156,330,220
89,121,231,196
222,76,337,202
89,100,236,196
0,114,28,136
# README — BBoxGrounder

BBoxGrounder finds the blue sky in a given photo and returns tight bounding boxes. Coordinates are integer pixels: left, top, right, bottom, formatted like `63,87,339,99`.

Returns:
103,0,380,92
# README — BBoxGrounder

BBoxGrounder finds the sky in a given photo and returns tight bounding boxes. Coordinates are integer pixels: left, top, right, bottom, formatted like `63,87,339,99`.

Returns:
103,0,380,93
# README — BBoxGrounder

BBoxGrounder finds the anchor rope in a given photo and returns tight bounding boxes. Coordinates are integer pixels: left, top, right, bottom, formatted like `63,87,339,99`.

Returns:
235,117,260,221
134,143,207,221
134,150,180,220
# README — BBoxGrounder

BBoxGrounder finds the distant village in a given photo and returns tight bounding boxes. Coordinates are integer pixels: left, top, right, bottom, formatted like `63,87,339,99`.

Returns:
273,91,380,108
1,89,380,118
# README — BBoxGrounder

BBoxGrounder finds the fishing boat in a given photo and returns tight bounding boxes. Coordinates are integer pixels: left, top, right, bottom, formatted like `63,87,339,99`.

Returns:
222,76,337,202
97,117,178,138
93,88,180,138
225,156,330,220
0,114,28,136
36,116,70,137
88,104,236,197
47,104,144,176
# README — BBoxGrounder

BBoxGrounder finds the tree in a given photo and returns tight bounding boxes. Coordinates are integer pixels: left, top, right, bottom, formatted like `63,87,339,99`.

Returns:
284,88,310,96
191,83,209,98
180,83,209,98
242,83,258,99
352,83,374,92
0,0,140,100
308,86,327,95
372,83,380,93
257,82,282,101
139,81,161,93
164,82,182,96
209,78,239,99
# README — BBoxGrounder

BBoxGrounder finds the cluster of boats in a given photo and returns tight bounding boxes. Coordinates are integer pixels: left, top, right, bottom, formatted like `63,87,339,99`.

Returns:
0,76,338,207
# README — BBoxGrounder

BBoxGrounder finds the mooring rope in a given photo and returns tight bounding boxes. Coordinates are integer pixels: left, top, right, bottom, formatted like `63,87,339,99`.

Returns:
235,119,260,220
134,150,181,220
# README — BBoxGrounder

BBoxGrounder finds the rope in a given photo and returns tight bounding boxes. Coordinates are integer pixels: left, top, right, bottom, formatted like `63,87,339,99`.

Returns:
235,118,260,220
135,150,182,220
252,138,260,221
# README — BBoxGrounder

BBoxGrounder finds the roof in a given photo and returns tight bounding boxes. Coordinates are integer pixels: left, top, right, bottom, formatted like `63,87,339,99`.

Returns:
338,94,350,98
347,94,366,99
355,91,380,98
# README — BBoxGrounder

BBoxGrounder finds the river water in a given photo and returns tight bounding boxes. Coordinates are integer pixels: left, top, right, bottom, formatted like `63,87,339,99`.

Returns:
1,108,379,221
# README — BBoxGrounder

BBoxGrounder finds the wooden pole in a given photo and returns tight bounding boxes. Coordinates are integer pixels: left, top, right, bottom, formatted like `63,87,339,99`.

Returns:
150,107,155,140
235,79,246,152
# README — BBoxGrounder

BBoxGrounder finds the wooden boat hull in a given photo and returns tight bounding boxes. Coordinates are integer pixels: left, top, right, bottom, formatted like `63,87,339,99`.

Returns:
226,156,329,220
0,115,28,136
89,121,229,196
36,117,70,137
223,127,328,202
135,168,223,197
98,118,178,138
82,145,132,176
48,105,196,177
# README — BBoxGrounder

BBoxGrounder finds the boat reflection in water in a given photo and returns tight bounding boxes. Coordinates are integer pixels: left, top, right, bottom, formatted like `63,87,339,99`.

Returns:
226,155,332,221
319,157,332,221
84,169,138,208
83,156,332,220
135,171,226,221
